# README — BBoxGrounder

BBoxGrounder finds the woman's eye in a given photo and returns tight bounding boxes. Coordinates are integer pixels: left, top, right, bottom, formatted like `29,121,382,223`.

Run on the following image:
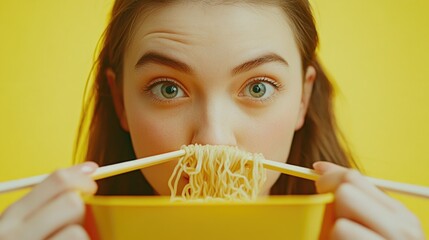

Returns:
241,79,277,99
149,80,186,100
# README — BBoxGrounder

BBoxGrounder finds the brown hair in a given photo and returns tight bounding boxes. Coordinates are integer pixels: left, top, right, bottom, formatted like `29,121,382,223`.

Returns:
74,0,356,195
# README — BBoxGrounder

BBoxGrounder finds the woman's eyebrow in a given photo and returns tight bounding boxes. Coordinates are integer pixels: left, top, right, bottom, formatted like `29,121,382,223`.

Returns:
135,52,288,75
231,53,289,75
135,51,192,74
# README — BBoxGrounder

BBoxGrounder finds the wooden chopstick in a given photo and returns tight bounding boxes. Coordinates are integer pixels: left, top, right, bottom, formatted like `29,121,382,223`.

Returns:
261,159,429,199
0,149,185,194
91,149,185,180
1,149,428,199
261,159,320,181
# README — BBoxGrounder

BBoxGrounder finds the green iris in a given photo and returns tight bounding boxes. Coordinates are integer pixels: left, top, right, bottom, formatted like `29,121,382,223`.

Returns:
161,84,179,98
249,82,266,98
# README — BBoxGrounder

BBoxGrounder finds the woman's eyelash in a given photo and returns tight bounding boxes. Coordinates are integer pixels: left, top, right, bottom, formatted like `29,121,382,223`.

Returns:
251,77,283,90
143,78,177,92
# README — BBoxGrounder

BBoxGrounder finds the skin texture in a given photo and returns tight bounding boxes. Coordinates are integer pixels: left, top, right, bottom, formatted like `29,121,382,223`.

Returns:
0,2,424,240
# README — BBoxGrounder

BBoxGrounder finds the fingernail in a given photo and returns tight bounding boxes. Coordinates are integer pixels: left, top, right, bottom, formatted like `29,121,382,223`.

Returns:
80,162,97,174
312,161,321,170
313,161,326,173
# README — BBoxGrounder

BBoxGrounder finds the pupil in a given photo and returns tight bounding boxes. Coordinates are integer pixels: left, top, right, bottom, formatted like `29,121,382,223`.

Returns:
252,84,261,93
166,85,176,94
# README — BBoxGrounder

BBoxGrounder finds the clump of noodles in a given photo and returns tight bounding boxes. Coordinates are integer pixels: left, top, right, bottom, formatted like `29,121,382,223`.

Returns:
168,144,267,201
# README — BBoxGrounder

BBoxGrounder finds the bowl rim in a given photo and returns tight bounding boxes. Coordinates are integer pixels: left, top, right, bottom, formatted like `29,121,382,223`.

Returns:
83,193,334,206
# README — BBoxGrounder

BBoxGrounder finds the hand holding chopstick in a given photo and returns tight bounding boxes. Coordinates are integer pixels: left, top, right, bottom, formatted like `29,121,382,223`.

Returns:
261,159,429,199
0,150,185,194
1,149,428,199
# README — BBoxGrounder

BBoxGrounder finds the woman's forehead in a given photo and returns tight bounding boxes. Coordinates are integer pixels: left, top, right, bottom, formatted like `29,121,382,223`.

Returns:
132,2,288,37
124,2,301,71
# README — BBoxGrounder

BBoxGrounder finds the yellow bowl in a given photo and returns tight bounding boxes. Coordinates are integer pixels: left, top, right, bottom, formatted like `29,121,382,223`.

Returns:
84,194,334,240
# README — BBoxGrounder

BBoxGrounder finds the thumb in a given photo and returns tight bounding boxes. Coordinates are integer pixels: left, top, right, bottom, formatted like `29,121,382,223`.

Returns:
313,161,347,175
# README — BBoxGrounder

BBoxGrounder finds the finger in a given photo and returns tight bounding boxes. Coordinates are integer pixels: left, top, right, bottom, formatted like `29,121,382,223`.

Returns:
314,162,399,210
2,162,98,222
330,218,384,240
47,224,89,240
334,183,399,239
20,191,85,240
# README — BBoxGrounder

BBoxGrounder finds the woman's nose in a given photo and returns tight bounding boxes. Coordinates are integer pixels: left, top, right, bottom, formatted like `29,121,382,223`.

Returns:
190,101,237,146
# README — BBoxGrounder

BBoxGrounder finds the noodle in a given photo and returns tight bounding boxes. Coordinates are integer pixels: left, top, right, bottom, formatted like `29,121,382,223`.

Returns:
168,144,267,201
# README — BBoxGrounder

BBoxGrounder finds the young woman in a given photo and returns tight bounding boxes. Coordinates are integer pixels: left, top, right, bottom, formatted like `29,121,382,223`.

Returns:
0,1,424,239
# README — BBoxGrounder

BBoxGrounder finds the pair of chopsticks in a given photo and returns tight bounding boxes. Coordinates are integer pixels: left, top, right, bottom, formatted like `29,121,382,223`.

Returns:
1,150,428,198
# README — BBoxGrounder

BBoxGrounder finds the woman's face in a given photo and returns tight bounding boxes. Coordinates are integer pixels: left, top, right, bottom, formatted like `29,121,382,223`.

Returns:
109,2,315,195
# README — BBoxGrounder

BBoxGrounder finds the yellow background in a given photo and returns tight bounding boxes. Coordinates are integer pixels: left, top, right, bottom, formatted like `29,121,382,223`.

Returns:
1,0,428,235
